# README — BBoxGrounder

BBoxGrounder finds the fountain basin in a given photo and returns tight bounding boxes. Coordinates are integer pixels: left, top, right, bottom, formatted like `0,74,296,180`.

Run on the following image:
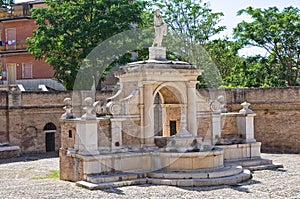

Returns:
156,147,224,171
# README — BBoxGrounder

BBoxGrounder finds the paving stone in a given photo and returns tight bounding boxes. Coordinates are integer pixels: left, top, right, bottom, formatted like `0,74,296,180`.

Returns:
0,153,298,198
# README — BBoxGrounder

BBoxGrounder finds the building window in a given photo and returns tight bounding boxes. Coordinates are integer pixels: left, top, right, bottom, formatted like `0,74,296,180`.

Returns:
22,63,32,79
68,130,72,138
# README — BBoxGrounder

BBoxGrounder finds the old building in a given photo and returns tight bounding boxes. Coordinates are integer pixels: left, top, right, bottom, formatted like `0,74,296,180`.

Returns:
0,0,63,90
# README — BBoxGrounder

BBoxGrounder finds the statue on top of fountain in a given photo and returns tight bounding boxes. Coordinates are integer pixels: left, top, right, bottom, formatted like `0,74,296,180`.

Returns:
152,9,167,47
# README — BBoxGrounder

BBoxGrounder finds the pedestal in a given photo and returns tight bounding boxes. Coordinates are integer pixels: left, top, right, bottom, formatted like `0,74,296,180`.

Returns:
237,114,256,143
75,120,99,155
149,47,167,61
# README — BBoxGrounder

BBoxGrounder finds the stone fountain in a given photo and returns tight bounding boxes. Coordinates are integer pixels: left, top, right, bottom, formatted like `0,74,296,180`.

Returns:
59,9,282,189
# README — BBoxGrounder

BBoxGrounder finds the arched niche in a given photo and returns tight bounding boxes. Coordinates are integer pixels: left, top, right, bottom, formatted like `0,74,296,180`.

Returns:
153,83,186,137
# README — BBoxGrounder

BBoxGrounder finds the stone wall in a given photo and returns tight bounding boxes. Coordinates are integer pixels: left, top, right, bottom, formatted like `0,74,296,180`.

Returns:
1,87,300,154
98,119,111,149
199,87,300,153
0,91,8,143
0,90,71,153
0,90,114,153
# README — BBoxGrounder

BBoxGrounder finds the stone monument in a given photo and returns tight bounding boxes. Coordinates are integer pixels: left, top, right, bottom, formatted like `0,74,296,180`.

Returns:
59,10,282,189
152,9,167,48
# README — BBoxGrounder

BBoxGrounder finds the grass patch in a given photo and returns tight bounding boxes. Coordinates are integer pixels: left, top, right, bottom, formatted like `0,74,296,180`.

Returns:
25,167,34,171
33,170,60,180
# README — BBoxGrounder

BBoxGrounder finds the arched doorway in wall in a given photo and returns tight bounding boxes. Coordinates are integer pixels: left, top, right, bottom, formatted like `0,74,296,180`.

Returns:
43,123,57,152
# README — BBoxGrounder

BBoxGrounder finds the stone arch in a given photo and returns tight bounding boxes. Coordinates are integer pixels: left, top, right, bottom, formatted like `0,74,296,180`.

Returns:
153,82,187,105
43,122,57,131
153,83,187,137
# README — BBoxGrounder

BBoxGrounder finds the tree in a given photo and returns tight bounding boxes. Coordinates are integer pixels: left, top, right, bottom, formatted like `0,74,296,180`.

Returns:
205,40,280,88
27,0,146,90
0,0,13,7
234,6,300,86
204,39,243,86
153,0,225,45
0,0,13,10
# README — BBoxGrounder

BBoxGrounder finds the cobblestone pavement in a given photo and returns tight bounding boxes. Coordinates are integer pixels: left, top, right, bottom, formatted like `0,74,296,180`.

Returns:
0,153,299,199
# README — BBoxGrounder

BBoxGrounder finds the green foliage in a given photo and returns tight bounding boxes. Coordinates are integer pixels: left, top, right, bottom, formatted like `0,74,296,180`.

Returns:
206,39,288,88
153,0,225,45
25,167,34,171
27,0,300,89
27,0,146,90
151,0,226,88
204,39,242,86
234,6,300,86
0,0,13,8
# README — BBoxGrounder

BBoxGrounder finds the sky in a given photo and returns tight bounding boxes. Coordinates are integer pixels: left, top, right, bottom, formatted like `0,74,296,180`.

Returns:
206,0,300,56
15,0,300,56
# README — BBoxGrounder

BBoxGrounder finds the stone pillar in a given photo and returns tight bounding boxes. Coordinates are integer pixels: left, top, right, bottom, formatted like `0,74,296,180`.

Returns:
139,83,145,145
211,113,221,145
161,104,167,137
143,83,155,146
237,102,256,143
75,120,99,155
110,118,123,151
237,114,256,143
74,97,99,155
187,81,198,136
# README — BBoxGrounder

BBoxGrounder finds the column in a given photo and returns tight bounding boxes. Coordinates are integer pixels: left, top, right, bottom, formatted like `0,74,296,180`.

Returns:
211,114,221,145
161,104,167,137
187,81,198,136
110,118,123,151
139,84,144,145
245,114,256,143
143,83,155,146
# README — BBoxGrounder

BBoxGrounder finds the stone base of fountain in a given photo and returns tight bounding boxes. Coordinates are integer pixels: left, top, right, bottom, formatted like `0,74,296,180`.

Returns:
165,136,205,153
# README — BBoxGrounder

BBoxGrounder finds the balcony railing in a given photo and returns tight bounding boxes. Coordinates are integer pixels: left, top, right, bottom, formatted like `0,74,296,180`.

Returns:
0,40,28,52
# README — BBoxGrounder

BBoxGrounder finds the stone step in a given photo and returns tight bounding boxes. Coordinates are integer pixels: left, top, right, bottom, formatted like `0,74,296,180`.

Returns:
86,172,147,184
148,170,251,187
77,170,251,190
148,166,243,179
0,145,20,159
246,163,284,171
76,167,251,190
225,158,273,167
76,178,148,190
86,166,243,184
